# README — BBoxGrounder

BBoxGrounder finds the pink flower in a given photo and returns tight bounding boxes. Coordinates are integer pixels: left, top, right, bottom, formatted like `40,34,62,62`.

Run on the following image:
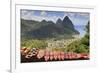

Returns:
44,50,50,61
50,51,54,60
60,52,64,60
53,51,58,60
37,50,45,59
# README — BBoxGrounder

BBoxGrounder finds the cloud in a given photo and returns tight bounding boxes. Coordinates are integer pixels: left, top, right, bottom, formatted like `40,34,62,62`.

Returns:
64,12,89,20
63,12,89,25
40,11,47,16
79,13,89,16
20,10,28,17
21,10,34,19
21,10,89,25
21,10,62,23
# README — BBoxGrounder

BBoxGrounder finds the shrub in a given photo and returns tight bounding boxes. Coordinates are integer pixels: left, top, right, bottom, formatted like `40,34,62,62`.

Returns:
21,39,47,49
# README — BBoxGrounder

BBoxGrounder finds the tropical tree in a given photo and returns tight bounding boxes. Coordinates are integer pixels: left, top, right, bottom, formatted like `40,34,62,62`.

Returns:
67,21,90,53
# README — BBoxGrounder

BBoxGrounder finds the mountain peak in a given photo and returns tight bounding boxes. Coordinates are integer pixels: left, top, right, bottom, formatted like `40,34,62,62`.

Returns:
41,20,47,23
62,16,74,29
55,18,63,28
64,16,69,20
21,16,80,39
56,18,62,24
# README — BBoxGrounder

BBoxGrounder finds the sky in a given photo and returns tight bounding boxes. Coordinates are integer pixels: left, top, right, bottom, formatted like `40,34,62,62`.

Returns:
20,9,90,36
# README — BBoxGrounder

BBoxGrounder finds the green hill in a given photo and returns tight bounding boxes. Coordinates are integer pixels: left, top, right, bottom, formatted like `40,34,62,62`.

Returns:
21,16,80,39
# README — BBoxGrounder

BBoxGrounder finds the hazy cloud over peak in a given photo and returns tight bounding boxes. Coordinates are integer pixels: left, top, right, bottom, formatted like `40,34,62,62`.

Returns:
21,9,90,25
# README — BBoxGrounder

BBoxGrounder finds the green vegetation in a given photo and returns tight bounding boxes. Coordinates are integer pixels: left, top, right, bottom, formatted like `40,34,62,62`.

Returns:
21,16,79,39
21,15,89,54
67,21,90,53
21,39,47,49
67,39,89,53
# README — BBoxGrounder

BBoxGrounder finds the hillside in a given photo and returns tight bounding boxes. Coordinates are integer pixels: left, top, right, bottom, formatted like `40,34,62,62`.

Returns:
21,16,80,39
